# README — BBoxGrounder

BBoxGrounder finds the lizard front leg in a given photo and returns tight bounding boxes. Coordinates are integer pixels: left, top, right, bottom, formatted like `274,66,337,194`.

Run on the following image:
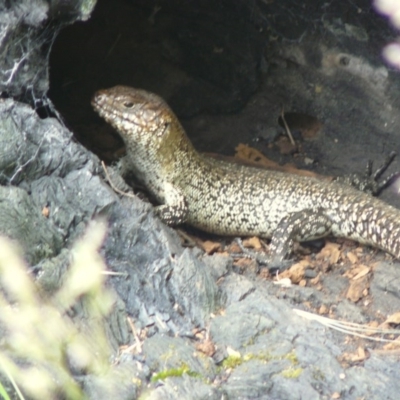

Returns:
154,182,188,225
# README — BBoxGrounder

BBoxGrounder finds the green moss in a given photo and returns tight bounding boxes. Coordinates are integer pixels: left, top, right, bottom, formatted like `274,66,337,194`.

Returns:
151,364,200,383
312,368,326,381
281,367,303,379
220,351,272,371
221,354,244,369
283,350,299,365
219,349,302,377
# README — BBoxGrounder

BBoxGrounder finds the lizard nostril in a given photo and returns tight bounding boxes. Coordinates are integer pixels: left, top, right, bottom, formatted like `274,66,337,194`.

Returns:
123,102,134,108
94,92,108,105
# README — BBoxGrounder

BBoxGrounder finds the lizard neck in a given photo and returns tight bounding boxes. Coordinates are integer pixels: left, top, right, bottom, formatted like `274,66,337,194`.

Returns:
124,112,204,189
157,119,200,173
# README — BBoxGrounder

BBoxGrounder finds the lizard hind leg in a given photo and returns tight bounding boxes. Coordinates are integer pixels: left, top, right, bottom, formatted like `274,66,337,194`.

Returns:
268,208,333,271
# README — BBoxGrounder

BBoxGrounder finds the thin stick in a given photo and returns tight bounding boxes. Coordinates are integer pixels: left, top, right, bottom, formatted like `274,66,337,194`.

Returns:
101,270,129,277
294,308,400,342
280,107,296,146
101,161,136,199
127,317,143,353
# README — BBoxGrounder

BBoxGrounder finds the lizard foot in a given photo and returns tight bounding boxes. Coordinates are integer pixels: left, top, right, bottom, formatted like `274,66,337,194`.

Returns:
232,238,294,272
334,151,398,195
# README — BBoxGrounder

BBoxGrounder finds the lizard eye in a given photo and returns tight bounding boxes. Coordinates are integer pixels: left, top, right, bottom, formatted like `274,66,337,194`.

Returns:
157,121,170,137
123,101,134,108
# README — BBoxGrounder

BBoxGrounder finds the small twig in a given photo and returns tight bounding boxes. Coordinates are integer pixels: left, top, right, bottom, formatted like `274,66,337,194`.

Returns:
260,238,269,252
101,161,136,199
372,348,400,356
105,33,121,59
280,106,295,146
127,317,143,354
101,270,129,277
294,308,400,342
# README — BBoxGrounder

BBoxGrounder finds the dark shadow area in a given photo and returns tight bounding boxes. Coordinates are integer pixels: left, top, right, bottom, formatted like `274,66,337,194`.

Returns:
49,0,264,160
50,0,400,205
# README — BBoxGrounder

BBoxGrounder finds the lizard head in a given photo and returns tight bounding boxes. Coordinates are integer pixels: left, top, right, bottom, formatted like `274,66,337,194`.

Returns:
92,86,188,153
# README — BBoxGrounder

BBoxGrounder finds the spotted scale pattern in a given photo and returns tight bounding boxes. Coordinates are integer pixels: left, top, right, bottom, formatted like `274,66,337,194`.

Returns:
92,85,400,264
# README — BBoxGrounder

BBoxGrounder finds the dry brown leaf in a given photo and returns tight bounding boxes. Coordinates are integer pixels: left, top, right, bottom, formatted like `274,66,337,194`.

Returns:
275,136,297,155
234,143,318,177
340,347,368,363
196,339,216,357
319,304,329,315
352,265,371,280
242,236,262,250
344,265,370,280
279,260,309,284
357,346,367,360
310,273,321,286
368,320,379,328
346,276,369,302
384,312,400,326
355,247,364,256
235,143,278,168
228,242,242,253
383,339,400,351
201,240,221,254
317,242,341,265
233,258,256,270
346,251,358,264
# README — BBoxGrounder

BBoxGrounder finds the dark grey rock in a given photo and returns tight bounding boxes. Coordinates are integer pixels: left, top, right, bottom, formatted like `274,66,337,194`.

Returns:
332,301,368,324
223,359,278,399
202,253,232,280
142,334,216,380
102,200,222,335
146,375,224,400
83,360,144,400
0,0,95,103
370,261,400,314
219,273,256,304
0,184,62,264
